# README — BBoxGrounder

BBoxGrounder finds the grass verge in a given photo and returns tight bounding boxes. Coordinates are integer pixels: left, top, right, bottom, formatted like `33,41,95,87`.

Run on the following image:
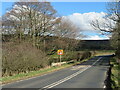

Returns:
94,50,115,56
110,57,120,89
1,63,73,84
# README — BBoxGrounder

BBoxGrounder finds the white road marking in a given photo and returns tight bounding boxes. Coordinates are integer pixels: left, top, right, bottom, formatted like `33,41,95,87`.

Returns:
103,85,106,88
71,65,90,70
42,67,90,89
42,57,102,89
92,57,102,65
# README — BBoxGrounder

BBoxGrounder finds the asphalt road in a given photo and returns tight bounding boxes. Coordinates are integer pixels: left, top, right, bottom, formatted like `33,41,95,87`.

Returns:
2,55,112,90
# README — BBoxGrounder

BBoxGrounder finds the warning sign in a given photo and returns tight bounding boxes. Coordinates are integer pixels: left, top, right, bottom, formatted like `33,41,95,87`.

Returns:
57,50,63,55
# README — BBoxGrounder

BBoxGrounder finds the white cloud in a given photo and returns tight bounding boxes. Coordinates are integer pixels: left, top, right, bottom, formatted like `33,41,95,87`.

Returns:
63,12,107,32
62,12,115,40
84,35,109,40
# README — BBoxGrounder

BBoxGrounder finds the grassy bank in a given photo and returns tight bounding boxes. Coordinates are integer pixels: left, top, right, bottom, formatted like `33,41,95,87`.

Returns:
110,57,120,89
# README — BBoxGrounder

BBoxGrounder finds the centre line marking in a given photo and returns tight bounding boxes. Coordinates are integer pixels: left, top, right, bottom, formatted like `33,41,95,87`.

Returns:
41,57,102,89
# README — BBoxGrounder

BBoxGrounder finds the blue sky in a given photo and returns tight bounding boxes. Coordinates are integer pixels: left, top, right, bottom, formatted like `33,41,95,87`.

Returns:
51,2,107,16
1,2,107,16
1,2,14,16
1,2,109,40
51,2,110,40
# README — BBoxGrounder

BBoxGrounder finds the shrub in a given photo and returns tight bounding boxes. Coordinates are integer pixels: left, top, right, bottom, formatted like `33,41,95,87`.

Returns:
2,42,48,77
77,51,92,61
115,50,120,59
49,51,92,64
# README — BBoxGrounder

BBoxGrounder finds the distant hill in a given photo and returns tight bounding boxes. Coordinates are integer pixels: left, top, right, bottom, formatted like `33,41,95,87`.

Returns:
76,39,114,50
2,34,114,50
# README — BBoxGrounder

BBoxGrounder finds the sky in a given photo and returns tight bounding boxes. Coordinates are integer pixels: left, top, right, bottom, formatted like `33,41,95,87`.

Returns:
1,1,110,40
51,2,107,16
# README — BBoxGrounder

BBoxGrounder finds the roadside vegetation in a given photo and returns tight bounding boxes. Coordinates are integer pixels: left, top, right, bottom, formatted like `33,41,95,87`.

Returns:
1,63,75,84
110,57,120,89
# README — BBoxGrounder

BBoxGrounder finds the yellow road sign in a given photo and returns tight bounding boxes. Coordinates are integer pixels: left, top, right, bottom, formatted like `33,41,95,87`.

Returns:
57,50,63,55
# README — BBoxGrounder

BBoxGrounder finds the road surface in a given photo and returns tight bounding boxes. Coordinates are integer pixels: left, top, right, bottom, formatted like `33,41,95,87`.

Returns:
2,55,112,90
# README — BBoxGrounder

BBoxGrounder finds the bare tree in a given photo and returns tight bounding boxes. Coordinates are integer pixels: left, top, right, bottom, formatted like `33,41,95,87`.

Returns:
90,1,120,33
53,18,82,50
54,18,82,39
2,0,57,47
90,1,120,59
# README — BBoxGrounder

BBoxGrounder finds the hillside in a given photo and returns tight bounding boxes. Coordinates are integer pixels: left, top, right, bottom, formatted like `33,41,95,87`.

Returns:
76,39,114,50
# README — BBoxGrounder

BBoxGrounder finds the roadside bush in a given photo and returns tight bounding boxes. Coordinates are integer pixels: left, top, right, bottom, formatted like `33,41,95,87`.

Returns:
81,51,92,60
2,42,48,77
49,51,92,65
77,51,92,61
48,51,78,65
48,57,59,65
115,50,120,59
111,58,120,89
63,52,77,61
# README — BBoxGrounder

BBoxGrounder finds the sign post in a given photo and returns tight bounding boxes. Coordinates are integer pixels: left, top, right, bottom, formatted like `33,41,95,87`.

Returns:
60,54,61,66
57,49,63,66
